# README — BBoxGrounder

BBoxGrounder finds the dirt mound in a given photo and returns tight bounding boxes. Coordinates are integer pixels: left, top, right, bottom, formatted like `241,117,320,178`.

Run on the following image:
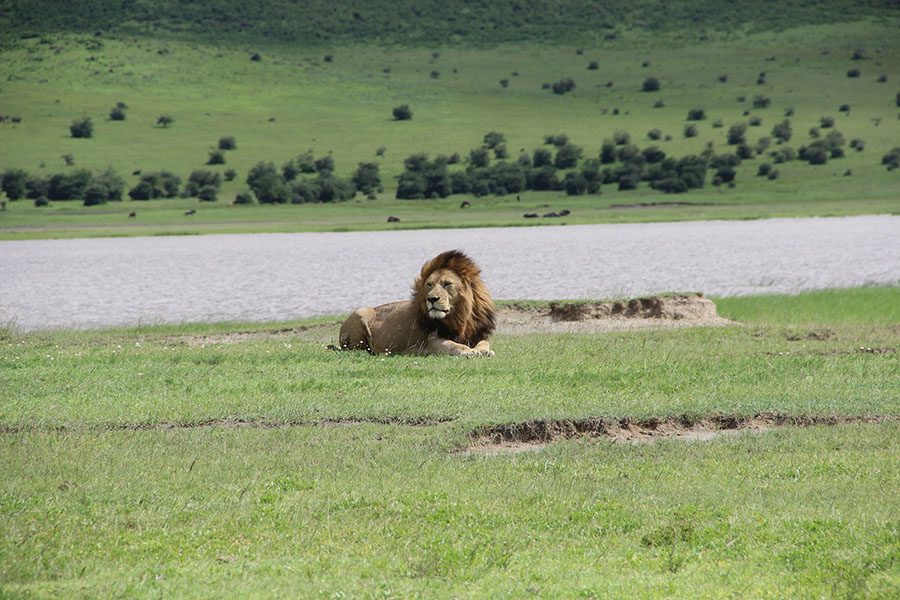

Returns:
460,413,895,455
499,294,729,335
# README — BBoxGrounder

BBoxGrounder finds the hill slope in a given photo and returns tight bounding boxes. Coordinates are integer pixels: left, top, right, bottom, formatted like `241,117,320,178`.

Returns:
2,0,897,44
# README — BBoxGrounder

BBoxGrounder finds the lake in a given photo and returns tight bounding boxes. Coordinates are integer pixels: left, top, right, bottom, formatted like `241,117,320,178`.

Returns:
1,215,897,331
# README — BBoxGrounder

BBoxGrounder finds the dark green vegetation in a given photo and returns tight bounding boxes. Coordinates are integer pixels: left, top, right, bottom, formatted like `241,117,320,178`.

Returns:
1,288,898,596
1,2,899,237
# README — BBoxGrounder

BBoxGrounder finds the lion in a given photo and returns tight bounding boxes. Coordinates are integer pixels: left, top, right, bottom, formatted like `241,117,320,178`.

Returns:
338,250,496,356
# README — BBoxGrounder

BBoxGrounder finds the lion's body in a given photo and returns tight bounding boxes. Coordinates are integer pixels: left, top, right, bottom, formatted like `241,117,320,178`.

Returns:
338,250,496,356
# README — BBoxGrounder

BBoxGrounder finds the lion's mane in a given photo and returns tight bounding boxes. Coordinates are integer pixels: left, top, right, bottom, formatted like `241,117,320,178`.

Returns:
412,250,496,347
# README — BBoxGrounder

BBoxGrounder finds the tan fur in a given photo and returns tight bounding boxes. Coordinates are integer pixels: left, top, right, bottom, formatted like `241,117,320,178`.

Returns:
339,250,496,356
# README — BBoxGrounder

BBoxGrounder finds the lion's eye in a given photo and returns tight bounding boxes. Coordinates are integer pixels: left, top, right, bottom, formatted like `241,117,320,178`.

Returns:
443,282,452,288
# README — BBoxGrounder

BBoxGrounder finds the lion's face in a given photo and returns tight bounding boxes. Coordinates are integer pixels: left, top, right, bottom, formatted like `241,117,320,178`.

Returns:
422,268,464,320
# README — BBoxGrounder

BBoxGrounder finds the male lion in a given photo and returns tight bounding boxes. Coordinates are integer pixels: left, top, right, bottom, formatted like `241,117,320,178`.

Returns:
338,250,496,356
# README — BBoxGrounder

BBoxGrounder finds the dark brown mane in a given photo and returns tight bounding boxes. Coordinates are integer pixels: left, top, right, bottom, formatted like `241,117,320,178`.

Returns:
412,250,496,347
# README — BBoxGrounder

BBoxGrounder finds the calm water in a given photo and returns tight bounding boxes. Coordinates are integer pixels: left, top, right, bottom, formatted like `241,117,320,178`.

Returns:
1,216,897,331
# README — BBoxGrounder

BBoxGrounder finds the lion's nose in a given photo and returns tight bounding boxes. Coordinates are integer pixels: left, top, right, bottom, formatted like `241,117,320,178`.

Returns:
427,296,439,304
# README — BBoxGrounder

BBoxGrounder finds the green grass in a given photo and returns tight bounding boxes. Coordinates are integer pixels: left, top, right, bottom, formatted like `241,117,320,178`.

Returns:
1,288,898,596
1,20,899,239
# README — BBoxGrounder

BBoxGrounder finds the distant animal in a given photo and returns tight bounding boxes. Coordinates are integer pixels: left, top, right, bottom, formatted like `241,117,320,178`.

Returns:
338,250,495,356
558,209,570,216
128,211,136,218
387,215,400,222
523,213,538,218
516,194,521,201
184,209,196,216
460,200,471,208
543,212,560,218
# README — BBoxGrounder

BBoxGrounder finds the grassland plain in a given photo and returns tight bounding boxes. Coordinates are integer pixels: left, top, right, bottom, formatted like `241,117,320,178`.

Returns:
1,288,898,597
1,17,899,239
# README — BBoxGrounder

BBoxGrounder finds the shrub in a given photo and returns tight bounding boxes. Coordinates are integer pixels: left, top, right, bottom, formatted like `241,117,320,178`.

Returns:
551,78,576,95
198,185,218,202
109,106,126,121
156,115,174,128
748,116,762,127
769,147,796,163
784,107,795,117
717,74,728,83
62,154,75,166
849,138,865,152
218,136,236,150
600,140,616,164
544,133,569,147
392,104,412,120
563,172,588,195
686,108,706,121
185,170,221,196
47,170,92,200
1,169,28,200
250,52,261,62
207,150,226,165
838,104,850,113
641,77,660,92
526,165,560,191
767,169,779,180
34,196,49,207
727,123,748,145
494,144,509,159
642,146,666,163
533,148,553,167
846,68,860,78
683,124,698,138
247,162,288,203
224,169,237,182
772,120,792,142
755,137,772,154
800,143,829,165
430,70,439,79
613,131,631,146
352,162,381,194
820,116,835,128
876,74,887,83
757,163,772,176
314,175,356,202
587,61,599,70
469,147,490,168
25,176,49,200
616,144,641,163
647,128,662,141
881,147,900,169
715,166,736,183
499,79,509,88
809,127,820,138
617,176,638,191
450,171,471,194
554,143,583,169
81,167,125,205
283,152,317,180
752,95,771,109
69,117,93,138
376,146,386,157
314,156,334,175
712,119,723,128
653,100,665,108
234,192,254,205
483,131,505,149
736,144,754,159
396,154,450,199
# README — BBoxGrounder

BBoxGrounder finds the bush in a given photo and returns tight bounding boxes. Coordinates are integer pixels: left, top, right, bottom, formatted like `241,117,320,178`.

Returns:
600,140,616,164
653,100,665,108
755,137,772,154
846,68,860,78
736,144,754,159
727,123,748,145
218,136,236,150
647,128,662,141
533,148,553,167
757,163,772,176
800,144,829,165
809,127,820,138
616,144,641,164
587,61,599,70
184,170,221,196
526,165,560,191
430,70,439,79
207,150,226,165
554,143,583,169
544,133,569,147
849,138,865,152
820,115,836,128
717,74,728,83
247,162,288,203
198,185,218,202
881,147,900,169
483,132,506,149
641,77,660,92
223,169,237,182
34,196,49,207
769,147,796,164
748,116,762,127
838,104,850,113
69,117,93,138
686,108,706,121
715,166,736,183
642,146,666,163
469,147,490,168
1,169,28,200
752,95,771,109
767,169,779,180
396,154,450,199
314,175,356,202
563,172,587,195
392,105,412,120
551,78,576,95
450,171,471,194
613,131,630,146
772,119,792,143
128,171,180,200
283,152,317,180
47,170,92,200
683,124,698,138
156,115,174,128
82,168,124,205
352,162,381,194
250,52,261,62
314,156,335,175
233,192,254,205
109,106,126,121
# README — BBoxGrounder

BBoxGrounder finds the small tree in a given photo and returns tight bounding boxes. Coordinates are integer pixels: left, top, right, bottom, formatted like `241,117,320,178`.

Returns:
1,169,29,200
224,169,237,181
483,131,505,149
752,95,771,109
727,123,748,145
587,61,599,70
218,136,236,150
554,143,583,169
207,150,226,165
352,162,381,195
392,105,412,120
684,124,699,138
156,115,174,128
641,77,661,92
69,117,93,138
109,106,126,121
551,78,576,95
686,108,706,121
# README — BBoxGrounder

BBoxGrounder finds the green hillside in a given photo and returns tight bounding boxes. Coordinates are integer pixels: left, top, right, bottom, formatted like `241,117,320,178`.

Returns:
2,0,897,44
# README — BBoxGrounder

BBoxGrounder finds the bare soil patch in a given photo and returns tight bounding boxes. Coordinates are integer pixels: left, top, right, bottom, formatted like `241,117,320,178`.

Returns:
498,294,731,335
459,413,896,455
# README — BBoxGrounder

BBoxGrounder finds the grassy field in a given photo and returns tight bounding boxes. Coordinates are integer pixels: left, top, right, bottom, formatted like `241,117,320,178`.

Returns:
1,287,898,597
1,19,898,239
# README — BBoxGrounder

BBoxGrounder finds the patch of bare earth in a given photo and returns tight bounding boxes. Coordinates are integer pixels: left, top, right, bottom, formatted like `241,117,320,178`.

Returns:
459,414,896,455
498,293,732,335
